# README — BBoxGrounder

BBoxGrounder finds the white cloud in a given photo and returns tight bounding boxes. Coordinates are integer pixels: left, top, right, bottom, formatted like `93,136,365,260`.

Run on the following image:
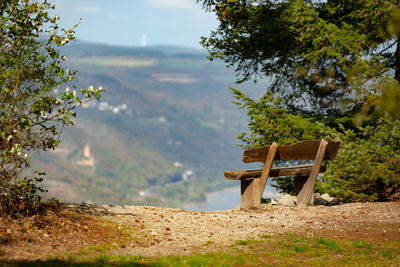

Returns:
74,5,101,13
146,0,196,9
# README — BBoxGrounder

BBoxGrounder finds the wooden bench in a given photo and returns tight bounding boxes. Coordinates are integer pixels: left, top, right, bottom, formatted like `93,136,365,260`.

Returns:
224,139,341,209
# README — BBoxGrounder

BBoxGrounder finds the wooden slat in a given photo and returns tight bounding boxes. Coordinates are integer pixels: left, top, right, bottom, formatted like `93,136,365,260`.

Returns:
224,164,327,180
243,140,341,163
296,139,328,207
260,142,277,196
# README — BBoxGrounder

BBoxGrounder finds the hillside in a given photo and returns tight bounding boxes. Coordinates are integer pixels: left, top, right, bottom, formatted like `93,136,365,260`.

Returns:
30,41,264,207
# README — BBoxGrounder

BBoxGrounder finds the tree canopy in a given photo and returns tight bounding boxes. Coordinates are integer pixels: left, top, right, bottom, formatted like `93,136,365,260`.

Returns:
199,0,400,202
199,0,400,118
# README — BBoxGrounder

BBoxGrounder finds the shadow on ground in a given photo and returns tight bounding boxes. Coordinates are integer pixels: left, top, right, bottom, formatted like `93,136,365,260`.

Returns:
0,260,147,267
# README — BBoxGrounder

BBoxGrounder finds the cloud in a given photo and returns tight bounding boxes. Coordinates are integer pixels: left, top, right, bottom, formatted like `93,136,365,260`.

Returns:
74,5,101,13
146,0,196,9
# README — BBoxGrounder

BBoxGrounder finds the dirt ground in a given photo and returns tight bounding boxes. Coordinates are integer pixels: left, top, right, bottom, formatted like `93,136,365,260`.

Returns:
1,201,400,261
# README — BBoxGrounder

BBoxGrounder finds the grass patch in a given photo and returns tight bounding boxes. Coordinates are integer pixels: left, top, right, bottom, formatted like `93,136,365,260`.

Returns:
94,254,113,264
86,244,112,253
352,240,372,250
313,238,343,252
157,253,245,266
260,234,272,239
285,233,305,243
236,240,250,245
380,250,393,259
6,233,400,266
293,244,309,253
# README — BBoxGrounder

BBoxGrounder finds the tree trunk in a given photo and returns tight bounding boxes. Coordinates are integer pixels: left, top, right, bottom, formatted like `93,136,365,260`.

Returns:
395,36,400,83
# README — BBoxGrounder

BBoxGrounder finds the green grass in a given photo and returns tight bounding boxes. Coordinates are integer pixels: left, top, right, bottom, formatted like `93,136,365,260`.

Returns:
352,240,372,250
313,237,343,252
260,234,272,239
6,234,400,266
75,238,400,266
236,240,250,245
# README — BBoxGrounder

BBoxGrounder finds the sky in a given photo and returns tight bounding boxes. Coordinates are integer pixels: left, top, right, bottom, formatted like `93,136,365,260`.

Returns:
52,0,218,48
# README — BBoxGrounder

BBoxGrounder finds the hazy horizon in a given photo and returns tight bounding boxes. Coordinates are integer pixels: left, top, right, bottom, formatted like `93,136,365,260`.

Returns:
52,0,218,48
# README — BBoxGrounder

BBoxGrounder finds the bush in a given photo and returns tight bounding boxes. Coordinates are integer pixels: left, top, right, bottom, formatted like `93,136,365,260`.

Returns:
0,1,102,216
0,174,46,217
317,117,400,202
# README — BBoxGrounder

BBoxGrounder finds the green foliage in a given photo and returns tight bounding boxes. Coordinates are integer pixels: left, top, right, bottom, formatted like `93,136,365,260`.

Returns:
0,173,46,217
313,238,342,252
231,87,335,148
352,240,373,251
200,1,400,201
236,240,250,245
317,117,400,202
9,234,400,266
0,1,102,215
271,177,295,196
199,0,400,117
233,84,400,202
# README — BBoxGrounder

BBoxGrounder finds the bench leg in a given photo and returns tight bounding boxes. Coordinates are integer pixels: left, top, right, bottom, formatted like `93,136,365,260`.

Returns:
240,178,261,210
294,175,314,204
296,139,328,207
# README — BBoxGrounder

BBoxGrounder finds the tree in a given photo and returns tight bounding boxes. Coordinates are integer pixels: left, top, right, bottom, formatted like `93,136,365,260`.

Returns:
199,0,400,202
198,0,400,118
0,0,102,215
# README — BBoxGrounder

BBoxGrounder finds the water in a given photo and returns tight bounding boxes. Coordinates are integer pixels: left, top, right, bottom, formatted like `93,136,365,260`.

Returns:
185,183,281,211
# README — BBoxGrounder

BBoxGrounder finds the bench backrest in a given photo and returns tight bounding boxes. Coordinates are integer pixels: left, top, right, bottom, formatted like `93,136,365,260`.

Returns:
243,140,341,163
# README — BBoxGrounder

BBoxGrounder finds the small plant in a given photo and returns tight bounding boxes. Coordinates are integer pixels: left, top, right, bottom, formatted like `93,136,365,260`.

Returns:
236,240,250,245
63,252,78,262
380,250,393,259
1,174,47,217
313,238,342,252
293,244,309,253
352,240,372,250
95,254,112,264
285,233,304,243
87,244,111,252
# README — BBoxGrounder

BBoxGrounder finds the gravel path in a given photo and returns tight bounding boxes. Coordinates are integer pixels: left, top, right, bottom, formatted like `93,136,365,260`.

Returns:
2,202,400,260
80,202,400,256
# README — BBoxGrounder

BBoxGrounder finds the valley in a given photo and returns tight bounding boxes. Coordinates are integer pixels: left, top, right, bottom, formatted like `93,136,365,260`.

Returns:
30,41,264,208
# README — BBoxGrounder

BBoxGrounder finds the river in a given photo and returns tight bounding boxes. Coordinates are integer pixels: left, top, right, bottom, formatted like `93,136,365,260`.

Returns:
185,182,281,211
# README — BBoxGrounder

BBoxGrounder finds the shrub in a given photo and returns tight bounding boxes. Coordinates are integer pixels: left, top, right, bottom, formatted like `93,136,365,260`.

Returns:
317,117,400,202
0,1,102,216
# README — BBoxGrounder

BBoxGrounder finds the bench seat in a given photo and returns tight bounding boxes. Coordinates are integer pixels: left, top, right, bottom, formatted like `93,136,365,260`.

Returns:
224,164,327,180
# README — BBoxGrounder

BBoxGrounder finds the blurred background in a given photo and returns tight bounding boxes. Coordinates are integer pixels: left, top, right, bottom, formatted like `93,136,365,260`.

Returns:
30,0,278,210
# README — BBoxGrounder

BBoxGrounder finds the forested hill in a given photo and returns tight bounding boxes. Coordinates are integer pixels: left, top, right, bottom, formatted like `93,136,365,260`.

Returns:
31,41,263,207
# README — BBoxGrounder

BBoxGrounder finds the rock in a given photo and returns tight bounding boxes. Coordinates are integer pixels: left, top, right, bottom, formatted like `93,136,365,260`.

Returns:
313,193,329,206
321,193,340,206
278,194,296,207
314,193,340,206
321,193,334,202
270,199,278,205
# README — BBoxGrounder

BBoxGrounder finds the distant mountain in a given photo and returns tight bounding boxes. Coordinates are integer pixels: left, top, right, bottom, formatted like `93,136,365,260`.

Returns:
31,41,264,207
